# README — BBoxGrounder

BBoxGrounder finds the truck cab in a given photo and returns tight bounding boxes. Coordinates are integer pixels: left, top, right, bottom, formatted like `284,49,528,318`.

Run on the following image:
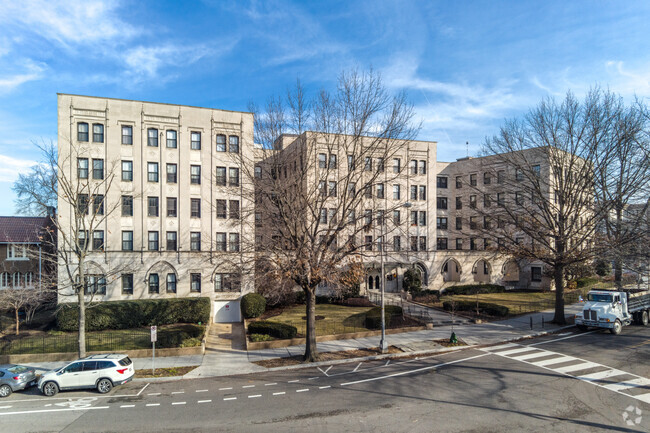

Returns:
576,289,650,334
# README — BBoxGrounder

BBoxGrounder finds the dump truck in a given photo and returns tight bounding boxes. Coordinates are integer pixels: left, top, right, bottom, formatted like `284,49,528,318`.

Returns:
575,288,650,334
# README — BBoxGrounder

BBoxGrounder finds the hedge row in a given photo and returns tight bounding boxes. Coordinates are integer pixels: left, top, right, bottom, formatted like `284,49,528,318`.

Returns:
364,306,403,329
248,321,298,339
241,293,266,319
56,298,211,332
442,284,506,296
442,300,509,317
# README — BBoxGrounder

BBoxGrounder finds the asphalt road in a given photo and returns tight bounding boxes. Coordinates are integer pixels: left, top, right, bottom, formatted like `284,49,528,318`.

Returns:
1,326,648,433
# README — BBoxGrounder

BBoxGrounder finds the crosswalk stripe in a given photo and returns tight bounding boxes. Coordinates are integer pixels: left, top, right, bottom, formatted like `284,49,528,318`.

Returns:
531,355,576,367
575,369,627,382
554,362,602,374
603,377,650,393
484,343,519,352
509,352,550,361
635,393,650,404
497,347,538,356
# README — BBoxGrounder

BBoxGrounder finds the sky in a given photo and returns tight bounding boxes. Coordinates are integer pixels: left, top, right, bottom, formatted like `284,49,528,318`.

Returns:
1,0,649,215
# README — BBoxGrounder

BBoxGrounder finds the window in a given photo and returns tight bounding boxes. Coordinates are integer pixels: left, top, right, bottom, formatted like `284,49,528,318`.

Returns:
470,173,477,186
456,238,463,250
515,236,524,245
77,158,88,179
419,160,426,175
456,196,462,210
148,162,159,182
77,122,89,141
229,233,240,252
320,181,328,196
410,185,417,200
216,232,227,251
365,235,373,251
393,210,401,225
216,167,226,185
329,154,337,169
393,236,401,251
419,211,427,226
484,238,490,250
214,273,241,292
392,158,401,173
470,216,477,230
364,157,372,171
229,168,239,186
122,274,133,294
410,236,418,251
410,160,417,175
92,159,104,179
148,231,159,251
216,200,227,218
78,231,89,252
497,170,505,184
92,124,104,143
393,184,401,200
456,176,462,189
6,245,27,260
411,211,417,226
437,197,448,209
483,172,491,185
166,130,177,148
532,165,541,176
229,200,240,219
78,194,89,215
437,177,448,188
364,209,372,226
147,128,158,147
92,195,104,215
122,161,133,181
148,274,159,293
376,157,384,172
166,163,177,183
12,272,22,287
470,238,476,250
376,183,384,199
456,217,462,230
255,212,262,226
376,210,385,226
497,192,505,206
191,131,201,150
437,238,448,250
0,272,8,288
122,231,133,251
190,165,201,184
469,195,477,209
190,273,202,292
347,182,356,196
329,181,337,197
419,185,426,200
497,216,505,229
516,169,524,181
483,216,491,229
92,230,104,251
190,198,201,218
122,195,133,216
531,266,542,282
167,197,177,217
515,191,524,205
419,236,427,251
254,166,262,179
85,275,106,295
229,136,239,153
190,232,201,251
216,134,226,151
167,274,177,293
484,194,491,207
166,231,177,251
437,217,448,229
347,155,355,170
121,125,133,145
347,210,356,224
148,196,159,217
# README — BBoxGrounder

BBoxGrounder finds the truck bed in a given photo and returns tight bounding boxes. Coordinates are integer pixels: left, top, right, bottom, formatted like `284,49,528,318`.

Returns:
627,290,650,313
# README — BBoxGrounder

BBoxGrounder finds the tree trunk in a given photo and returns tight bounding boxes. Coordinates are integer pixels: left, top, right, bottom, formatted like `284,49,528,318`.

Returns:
553,265,566,325
78,289,86,358
613,257,623,290
303,288,319,362
14,308,19,336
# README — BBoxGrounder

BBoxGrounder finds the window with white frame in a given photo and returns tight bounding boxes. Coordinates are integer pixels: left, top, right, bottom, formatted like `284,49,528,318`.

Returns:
166,130,177,148
7,244,27,260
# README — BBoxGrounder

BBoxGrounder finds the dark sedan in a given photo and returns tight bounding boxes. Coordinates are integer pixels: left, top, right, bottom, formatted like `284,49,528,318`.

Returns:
0,364,37,397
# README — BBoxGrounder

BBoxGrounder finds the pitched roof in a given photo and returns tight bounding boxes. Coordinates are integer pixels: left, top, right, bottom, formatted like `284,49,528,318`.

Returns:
0,216,49,243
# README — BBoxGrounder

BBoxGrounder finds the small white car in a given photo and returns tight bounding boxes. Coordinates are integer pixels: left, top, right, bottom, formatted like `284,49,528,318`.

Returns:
38,354,134,396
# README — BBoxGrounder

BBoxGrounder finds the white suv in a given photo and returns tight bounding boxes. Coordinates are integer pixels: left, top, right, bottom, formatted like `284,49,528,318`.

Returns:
38,354,134,396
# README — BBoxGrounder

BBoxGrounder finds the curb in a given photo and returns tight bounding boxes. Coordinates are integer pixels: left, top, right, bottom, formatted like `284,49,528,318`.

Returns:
133,375,185,382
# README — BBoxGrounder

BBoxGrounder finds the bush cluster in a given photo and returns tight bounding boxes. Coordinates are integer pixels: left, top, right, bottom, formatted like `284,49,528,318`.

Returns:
56,298,211,331
575,276,600,289
248,321,298,339
442,300,509,317
442,284,505,296
156,324,205,348
241,293,266,319
364,306,403,329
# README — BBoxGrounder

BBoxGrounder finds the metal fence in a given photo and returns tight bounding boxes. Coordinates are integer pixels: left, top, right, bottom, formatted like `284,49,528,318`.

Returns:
0,331,151,355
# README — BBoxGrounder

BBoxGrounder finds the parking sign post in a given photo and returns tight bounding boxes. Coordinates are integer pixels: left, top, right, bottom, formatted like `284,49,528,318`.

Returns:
150,325,157,374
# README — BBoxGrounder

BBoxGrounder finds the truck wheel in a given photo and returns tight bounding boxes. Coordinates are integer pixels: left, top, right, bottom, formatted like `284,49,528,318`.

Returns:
642,311,649,326
576,325,588,331
610,320,622,335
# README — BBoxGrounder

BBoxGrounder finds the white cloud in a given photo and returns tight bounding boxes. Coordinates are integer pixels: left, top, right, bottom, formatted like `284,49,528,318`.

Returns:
0,59,46,91
0,154,38,183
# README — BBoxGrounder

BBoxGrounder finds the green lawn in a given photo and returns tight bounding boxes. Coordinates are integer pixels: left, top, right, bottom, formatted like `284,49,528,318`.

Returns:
261,304,376,337
440,289,589,315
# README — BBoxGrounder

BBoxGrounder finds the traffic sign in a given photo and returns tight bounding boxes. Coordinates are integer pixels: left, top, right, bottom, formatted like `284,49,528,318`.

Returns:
150,325,157,342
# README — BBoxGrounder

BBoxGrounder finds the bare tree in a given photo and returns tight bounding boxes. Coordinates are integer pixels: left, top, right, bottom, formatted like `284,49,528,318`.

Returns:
0,286,55,335
479,89,632,324
242,71,419,361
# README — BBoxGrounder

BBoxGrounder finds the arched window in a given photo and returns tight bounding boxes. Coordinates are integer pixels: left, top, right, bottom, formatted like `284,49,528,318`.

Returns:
368,276,374,291
0,272,9,288
24,272,34,287
148,273,159,293
13,272,22,287
375,275,380,290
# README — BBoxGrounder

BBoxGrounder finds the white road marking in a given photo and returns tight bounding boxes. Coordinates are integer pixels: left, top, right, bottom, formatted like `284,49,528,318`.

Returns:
196,389,208,393
0,406,109,416
531,356,576,367
273,392,285,396
146,403,160,407
317,367,330,377
341,353,490,386
137,383,150,396
319,386,331,390
497,347,539,357
484,343,519,352
219,387,233,391
224,397,237,401
120,405,135,408
147,393,161,396
44,404,52,407
242,385,255,388
576,369,626,382
353,363,362,372
296,389,309,393
171,402,186,405
0,406,12,409
604,377,650,393
288,380,299,383
509,351,548,361
384,360,390,367
248,395,262,398
171,391,185,394
308,377,319,380
324,366,333,374
198,400,212,404
636,393,650,404
554,361,601,374
264,383,277,386
7,393,136,403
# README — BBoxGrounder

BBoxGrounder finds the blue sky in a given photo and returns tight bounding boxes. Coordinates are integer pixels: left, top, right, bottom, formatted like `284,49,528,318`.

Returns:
1,0,649,215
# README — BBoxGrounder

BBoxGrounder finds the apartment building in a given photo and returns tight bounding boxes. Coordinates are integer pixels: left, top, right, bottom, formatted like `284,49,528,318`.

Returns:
57,94,255,322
